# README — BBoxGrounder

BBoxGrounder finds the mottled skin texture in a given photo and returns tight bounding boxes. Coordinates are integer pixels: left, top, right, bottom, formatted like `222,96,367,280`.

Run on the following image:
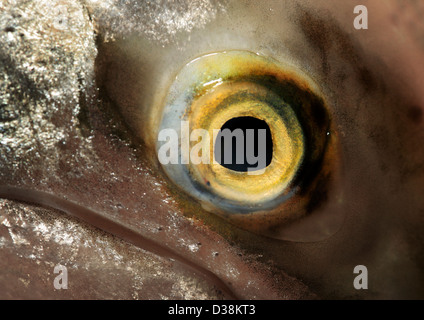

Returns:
1,0,424,299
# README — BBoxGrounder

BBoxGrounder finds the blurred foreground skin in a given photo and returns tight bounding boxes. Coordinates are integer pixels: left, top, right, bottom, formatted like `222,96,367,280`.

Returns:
1,0,424,299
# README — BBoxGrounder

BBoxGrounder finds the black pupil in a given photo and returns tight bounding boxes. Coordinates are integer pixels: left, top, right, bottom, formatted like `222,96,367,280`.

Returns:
214,116,273,172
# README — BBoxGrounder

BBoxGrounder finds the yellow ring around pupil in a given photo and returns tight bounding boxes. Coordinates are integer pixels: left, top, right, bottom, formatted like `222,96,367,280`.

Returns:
157,50,329,212
188,80,305,204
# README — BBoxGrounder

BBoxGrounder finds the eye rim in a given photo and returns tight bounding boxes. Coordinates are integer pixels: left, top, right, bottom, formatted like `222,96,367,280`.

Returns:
155,49,341,240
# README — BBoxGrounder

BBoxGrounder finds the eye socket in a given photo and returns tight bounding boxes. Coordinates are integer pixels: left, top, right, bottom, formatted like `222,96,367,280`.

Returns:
156,50,339,239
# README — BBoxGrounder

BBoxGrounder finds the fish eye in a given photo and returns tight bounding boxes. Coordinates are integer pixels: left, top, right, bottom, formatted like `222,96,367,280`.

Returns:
155,50,341,241
2,0,424,300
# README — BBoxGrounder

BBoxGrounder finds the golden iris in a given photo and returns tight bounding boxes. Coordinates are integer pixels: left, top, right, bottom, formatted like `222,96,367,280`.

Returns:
157,50,331,218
